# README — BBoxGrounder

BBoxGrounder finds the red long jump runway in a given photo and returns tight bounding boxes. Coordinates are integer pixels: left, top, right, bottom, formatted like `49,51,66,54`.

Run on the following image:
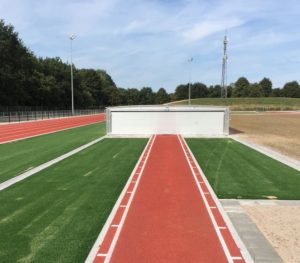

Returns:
92,135,246,263
0,113,105,143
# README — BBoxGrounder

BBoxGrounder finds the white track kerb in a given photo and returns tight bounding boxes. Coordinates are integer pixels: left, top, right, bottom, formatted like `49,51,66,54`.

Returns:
179,135,254,263
0,135,107,191
85,135,156,263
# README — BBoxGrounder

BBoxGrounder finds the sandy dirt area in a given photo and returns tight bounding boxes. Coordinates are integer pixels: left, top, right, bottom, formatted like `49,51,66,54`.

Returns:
242,204,300,263
230,112,300,160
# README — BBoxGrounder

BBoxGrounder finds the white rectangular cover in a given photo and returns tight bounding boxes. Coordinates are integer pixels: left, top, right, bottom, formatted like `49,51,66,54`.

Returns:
106,106,229,136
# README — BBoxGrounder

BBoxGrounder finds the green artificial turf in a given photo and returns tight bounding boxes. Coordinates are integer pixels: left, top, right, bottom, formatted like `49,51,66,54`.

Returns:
170,97,300,111
186,138,300,199
0,138,147,263
0,122,106,184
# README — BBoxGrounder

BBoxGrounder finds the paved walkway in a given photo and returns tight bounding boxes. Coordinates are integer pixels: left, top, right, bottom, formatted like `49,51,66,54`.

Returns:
220,199,286,263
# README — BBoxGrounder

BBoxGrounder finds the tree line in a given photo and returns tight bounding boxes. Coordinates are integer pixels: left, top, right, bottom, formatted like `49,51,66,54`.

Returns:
1,19,300,111
173,77,300,100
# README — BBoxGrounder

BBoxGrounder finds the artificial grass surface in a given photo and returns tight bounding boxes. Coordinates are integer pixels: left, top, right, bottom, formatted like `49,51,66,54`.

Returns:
0,138,147,263
0,122,106,184
186,138,300,199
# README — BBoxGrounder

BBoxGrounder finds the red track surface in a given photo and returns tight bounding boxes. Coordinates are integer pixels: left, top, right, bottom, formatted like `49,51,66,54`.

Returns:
92,135,246,263
0,114,105,143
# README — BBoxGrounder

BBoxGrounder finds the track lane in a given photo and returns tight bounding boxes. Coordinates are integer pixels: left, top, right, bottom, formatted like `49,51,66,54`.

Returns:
91,134,246,263
0,114,105,143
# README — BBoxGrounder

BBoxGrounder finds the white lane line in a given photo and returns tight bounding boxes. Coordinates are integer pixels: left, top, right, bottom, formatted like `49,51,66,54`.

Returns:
210,206,217,209
120,205,127,208
103,135,156,263
219,226,227,230
0,135,107,191
85,136,154,263
97,253,107,257
180,136,254,263
127,191,132,194
111,225,119,228
232,257,243,260
177,135,234,263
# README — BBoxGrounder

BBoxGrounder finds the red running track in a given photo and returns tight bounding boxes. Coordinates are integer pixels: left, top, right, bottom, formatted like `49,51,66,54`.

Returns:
0,114,105,143
92,135,246,263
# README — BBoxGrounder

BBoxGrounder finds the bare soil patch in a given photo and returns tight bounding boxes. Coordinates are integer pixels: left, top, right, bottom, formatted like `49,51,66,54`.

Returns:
230,112,300,160
243,205,300,263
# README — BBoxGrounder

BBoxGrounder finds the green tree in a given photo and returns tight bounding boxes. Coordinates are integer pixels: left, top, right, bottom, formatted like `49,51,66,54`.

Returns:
139,87,155,104
155,88,169,104
270,88,282,97
174,84,188,100
77,69,103,107
248,83,264,97
103,86,121,105
126,88,140,105
232,77,250,97
259,78,272,97
282,81,300,98
207,85,221,98
0,19,37,106
191,82,208,98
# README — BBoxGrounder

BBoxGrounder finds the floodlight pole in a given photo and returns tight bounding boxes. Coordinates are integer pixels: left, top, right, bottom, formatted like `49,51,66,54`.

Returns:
69,34,76,115
188,57,193,105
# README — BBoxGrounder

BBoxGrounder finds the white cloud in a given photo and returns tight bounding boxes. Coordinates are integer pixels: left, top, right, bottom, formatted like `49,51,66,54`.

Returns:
0,0,300,90
182,18,244,42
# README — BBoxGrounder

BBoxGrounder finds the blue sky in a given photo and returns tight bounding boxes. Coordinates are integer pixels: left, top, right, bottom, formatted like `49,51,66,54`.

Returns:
1,0,300,92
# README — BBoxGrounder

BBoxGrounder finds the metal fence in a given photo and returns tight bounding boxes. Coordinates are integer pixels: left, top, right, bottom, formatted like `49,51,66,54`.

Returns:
0,107,105,123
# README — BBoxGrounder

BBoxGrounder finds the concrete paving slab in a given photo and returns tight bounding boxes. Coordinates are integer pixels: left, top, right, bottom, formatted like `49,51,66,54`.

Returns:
221,199,283,263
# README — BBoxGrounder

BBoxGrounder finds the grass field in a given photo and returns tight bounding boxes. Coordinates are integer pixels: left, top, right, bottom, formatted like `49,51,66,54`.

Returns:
0,122,106,184
169,97,300,111
187,138,300,199
0,138,147,263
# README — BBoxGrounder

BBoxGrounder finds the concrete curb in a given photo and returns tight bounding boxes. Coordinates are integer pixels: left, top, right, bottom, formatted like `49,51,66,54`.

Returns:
183,138,254,263
0,135,107,191
231,136,300,171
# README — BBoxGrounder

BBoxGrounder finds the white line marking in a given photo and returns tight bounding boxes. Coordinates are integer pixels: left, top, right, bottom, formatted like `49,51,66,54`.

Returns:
97,253,107,257
111,225,119,228
126,191,132,194
120,205,127,208
104,135,156,263
219,226,227,229
0,135,107,191
85,136,154,263
177,135,234,263
179,136,254,263
203,192,210,195
232,256,243,260
210,206,217,209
